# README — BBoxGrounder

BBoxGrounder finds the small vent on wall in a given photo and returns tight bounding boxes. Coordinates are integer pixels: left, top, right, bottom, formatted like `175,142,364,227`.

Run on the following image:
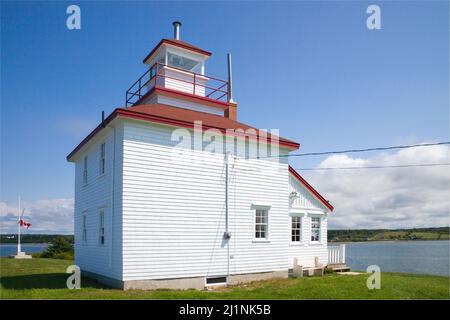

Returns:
205,276,227,285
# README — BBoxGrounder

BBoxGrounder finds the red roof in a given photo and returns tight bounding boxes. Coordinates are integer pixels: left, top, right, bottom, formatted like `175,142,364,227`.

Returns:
289,166,334,212
143,38,212,63
67,104,300,161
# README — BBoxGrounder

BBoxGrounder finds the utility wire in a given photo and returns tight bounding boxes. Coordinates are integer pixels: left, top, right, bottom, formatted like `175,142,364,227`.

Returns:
295,163,450,171
277,141,450,158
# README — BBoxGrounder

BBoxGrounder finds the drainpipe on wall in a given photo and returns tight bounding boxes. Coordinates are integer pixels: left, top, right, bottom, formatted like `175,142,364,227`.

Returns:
224,152,232,279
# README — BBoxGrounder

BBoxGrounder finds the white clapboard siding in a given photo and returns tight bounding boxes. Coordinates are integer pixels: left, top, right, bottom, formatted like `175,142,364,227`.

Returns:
121,121,290,281
159,67,208,97
142,93,224,116
74,125,124,280
288,175,329,267
73,115,330,282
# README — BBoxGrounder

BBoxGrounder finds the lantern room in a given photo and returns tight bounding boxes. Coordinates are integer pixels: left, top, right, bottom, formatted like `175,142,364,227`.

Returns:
125,21,232,115
143,22,209,75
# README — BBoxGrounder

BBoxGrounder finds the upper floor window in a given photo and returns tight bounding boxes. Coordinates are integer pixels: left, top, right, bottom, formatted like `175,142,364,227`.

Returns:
99,210,105,245
291,216,302,242
82,213,87,243
83,156,88,185
99,142,105,175
254,209,269,240
167,52,201,73
311,217,321,242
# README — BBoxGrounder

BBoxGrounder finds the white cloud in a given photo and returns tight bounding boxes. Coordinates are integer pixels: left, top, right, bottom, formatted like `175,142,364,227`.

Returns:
301,144,450,229
0,198,74,234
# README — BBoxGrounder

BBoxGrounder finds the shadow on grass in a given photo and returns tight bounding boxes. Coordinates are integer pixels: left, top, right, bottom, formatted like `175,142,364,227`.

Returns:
1,273,108,290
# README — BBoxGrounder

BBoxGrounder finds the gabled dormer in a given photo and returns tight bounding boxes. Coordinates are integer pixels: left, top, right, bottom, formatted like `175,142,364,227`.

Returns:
126,22,237,119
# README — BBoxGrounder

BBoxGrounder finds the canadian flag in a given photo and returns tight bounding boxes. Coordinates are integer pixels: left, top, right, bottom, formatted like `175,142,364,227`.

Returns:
18,209,31,229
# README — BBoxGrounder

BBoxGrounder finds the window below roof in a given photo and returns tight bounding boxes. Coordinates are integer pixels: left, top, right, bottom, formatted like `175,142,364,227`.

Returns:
311,217,321,242
254,208,269,240
167,52,201,73
83,156,88,185
291,216,302,242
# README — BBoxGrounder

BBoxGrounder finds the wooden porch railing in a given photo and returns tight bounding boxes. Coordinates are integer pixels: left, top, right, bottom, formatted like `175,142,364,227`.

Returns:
328,244,346,265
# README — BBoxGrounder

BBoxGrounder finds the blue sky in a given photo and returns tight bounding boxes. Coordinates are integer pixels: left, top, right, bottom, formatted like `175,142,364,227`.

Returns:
1,1,448,231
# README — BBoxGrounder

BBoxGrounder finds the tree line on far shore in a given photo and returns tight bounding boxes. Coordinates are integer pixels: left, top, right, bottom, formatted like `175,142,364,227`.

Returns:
1,234,73,244
328,227,450,242
1,227,449,245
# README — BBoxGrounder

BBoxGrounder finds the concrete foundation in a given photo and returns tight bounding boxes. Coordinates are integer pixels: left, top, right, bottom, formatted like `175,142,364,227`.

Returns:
82,270,124,289
82,269,289,291
228,270,288,285
124,276,205,290
9,252,32,259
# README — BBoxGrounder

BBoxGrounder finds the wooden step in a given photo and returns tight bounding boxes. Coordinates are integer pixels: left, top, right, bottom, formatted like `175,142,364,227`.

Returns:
328,264,351,272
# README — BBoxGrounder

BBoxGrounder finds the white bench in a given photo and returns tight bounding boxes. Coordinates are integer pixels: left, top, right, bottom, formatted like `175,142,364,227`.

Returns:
292,257,325,277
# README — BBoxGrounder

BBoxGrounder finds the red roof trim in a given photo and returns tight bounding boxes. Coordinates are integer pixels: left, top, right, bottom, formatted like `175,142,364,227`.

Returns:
289,166,334,212
67,107,300,161
143,39,212,63
135,86,230,110
117,108,299,149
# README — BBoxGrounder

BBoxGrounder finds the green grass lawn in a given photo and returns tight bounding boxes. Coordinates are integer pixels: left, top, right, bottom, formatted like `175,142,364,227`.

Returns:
1,258,449,299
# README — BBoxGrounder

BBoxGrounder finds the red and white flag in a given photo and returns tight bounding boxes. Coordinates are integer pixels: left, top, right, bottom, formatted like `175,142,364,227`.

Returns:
18,209,31,229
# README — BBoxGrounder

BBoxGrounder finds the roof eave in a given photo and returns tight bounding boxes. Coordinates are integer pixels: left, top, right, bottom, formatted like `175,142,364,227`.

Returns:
66,110,119,162
142,39,212,64
67,107,300,161
118,108,299,150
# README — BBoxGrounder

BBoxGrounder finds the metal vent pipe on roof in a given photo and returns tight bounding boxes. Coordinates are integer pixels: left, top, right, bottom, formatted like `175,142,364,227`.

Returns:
173,21,181,40
227,53,234,103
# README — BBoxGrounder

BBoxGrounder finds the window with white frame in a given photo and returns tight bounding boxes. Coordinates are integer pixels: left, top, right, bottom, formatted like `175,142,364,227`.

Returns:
99,142,105,175
83,156,88,185
311,217,321,242
254,209,269,239
167,52,201,73
291,216,302,242
99,210,105,245
82,213,87,243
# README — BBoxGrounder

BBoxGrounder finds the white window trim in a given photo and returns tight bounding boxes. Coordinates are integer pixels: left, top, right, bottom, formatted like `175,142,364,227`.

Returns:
99,209,105,246
204,276,228,287
82,156,88,186
290,214,304,245
82,210,88,245
99,142,106,177
251,204,271,242
310,215,322,244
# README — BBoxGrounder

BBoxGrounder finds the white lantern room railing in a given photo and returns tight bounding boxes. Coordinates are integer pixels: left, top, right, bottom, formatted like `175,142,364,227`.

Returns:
125,62,229,107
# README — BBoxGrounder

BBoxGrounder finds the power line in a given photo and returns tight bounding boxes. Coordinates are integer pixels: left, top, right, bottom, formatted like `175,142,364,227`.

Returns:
295,163,450,171
281,141,450,158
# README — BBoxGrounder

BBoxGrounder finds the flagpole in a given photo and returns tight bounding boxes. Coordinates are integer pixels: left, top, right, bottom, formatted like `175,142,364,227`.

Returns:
17,196,21,254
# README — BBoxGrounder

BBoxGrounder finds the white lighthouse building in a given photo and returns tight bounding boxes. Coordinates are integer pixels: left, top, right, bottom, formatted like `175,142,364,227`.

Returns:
67,22,336,290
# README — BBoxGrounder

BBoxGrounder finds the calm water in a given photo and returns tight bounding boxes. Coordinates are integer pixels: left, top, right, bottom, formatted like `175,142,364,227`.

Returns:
0,243,48,257
343,240,449,276
0,241,448,276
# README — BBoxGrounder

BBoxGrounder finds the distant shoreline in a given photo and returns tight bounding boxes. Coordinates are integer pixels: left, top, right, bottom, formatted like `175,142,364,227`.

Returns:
1,239,448,245
328,227,449,242
330,239,450,244
0,243,50,245
1,227,449,244
0,243,49,257
0,234,73,244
